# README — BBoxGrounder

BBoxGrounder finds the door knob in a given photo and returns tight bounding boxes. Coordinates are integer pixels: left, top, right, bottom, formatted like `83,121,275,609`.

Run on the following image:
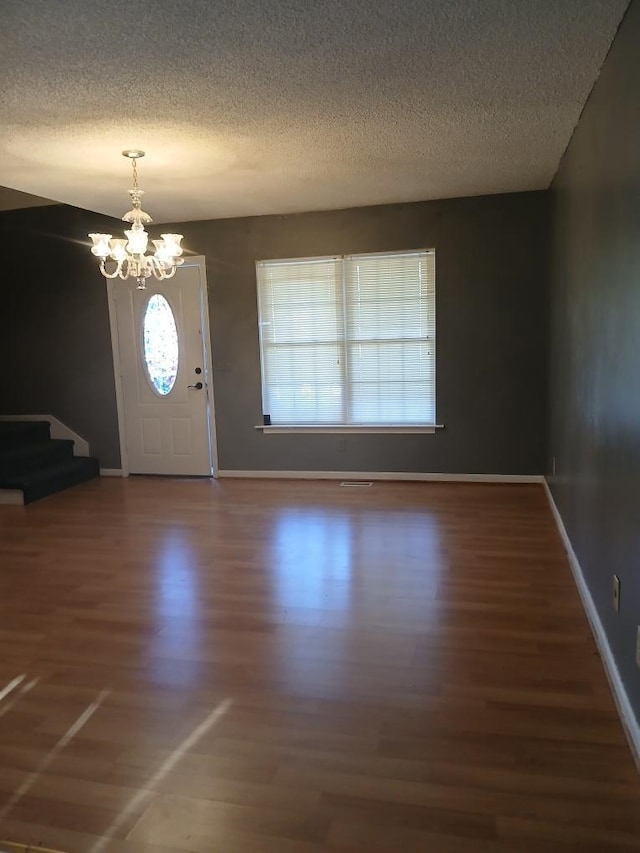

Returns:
187,382,203,390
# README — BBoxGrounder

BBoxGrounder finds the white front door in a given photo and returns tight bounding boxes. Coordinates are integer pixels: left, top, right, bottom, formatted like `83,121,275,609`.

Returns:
110,260,215,476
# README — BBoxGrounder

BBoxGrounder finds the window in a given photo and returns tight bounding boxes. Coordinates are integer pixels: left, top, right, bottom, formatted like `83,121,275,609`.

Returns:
256,249,435,427
142,293,179,396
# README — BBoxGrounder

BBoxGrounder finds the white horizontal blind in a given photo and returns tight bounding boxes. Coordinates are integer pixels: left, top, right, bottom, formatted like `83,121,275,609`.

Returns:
256,250,435,426
345,251,435,424
257,257,344,424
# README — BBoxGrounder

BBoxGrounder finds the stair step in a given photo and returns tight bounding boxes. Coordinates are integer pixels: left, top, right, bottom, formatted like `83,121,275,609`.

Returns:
0,439,75,480
0,420,51,449
1,457,100,505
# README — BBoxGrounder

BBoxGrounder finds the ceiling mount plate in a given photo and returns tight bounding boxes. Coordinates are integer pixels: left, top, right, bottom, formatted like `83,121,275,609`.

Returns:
122,149,145,159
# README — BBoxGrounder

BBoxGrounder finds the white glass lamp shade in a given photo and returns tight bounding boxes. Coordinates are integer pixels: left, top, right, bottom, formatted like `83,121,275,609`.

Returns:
89,233,112,258
109,239,128,262
125,227,149,255
160,233,184,257
153,239,182,267
152,239,172,265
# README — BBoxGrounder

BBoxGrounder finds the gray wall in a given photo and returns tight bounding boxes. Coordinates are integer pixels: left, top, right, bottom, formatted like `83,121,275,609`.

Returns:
548,0,640,721
0,192,549,475
171,191,549,473
0,204,122,467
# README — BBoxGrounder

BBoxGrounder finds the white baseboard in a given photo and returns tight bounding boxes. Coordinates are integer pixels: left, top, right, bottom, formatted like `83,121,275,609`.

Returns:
543,479,640,773
100,468,125,477
0,489,24,506
0,414,89,457
217,470,544,483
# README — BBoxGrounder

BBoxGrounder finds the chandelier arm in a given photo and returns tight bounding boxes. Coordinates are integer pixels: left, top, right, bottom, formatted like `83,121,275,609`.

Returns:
90,151,183,286
128,258,146,281
149,259,164,280
99,260,123,280
149,255,174,280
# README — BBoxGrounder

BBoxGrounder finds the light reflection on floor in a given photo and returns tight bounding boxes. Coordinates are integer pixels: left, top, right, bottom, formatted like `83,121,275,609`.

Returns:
271,506,442,614
268,505,442,695
271,508,352,613
91,699,233,852
141,501,443,696
0,686,109,827
0,673,231,852
148,530,202,688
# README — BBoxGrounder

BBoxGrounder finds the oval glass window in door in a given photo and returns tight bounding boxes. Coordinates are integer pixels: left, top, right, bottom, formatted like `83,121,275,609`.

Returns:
142,294,179,395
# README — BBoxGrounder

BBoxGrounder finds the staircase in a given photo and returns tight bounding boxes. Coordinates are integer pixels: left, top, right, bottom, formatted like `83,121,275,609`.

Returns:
0,420,100,505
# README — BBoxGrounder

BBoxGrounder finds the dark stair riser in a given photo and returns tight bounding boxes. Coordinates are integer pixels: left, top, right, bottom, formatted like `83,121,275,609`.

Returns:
0,439,75,481
0,420,51,450
0,420,100,504
19,457,101,505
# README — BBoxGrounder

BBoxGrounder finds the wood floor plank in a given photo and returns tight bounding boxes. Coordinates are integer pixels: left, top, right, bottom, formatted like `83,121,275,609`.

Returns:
0,477,639,852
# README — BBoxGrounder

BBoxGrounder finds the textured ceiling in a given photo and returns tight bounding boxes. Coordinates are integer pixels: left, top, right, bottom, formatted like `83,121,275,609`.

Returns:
0,0,629,223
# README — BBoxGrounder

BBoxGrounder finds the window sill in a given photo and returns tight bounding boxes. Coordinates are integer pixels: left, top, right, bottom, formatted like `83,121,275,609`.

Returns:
254,424,444,435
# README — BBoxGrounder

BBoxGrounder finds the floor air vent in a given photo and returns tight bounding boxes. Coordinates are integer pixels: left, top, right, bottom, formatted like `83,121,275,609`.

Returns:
339,481,373,487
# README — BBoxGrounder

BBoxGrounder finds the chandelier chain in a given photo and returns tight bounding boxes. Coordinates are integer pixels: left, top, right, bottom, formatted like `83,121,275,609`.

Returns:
89,150,184,290
131,157,139,192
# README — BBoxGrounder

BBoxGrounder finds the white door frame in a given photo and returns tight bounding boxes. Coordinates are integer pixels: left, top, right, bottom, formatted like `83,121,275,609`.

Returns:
106,255,218,478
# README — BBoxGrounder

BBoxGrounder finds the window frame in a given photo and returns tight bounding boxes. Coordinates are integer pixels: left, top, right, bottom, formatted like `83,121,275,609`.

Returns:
255,249,438,433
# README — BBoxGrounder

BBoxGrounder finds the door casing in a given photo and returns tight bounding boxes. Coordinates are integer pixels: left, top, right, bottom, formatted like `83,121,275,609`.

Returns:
106,255,218,477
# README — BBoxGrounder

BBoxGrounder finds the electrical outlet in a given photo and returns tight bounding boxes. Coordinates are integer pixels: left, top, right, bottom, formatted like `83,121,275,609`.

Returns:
612,575,621,613
636,626,640,669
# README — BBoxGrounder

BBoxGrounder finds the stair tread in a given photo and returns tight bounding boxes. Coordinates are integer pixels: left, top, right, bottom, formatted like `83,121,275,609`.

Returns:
0,420,99,504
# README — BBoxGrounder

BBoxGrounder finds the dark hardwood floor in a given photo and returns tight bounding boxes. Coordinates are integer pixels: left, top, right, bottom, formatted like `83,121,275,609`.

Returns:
0,477,638,852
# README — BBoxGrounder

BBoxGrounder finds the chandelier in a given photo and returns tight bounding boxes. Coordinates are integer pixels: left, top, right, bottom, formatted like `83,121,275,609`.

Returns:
88,150,184,290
